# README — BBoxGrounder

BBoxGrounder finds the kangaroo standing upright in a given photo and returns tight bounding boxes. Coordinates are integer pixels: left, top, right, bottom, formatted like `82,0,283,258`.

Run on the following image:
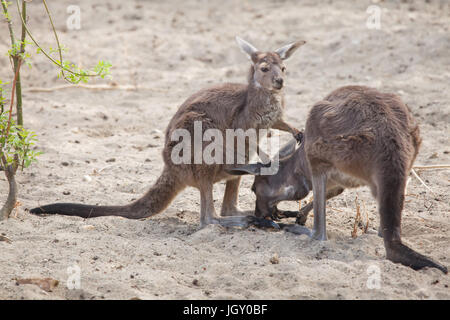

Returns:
31,37,305,228
227,86,447,273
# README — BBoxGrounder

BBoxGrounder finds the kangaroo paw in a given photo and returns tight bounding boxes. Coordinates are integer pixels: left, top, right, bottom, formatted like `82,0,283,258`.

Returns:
294,131,304,144
211,215,279,230
280,210,299,218
271,210,298,220
295,205,311,225
386,241,448,274
295,212,308,225
247,216,280,230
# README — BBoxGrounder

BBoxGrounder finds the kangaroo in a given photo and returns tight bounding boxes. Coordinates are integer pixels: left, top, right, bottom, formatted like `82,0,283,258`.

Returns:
30,37,305,229
226,85,448,273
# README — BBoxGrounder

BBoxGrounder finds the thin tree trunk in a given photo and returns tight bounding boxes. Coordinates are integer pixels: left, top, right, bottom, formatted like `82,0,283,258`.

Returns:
15,0,27,126
0,81,4,114
0,164,17,220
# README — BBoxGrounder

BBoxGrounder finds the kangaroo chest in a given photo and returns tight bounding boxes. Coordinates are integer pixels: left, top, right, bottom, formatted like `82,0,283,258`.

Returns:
255,94,284,129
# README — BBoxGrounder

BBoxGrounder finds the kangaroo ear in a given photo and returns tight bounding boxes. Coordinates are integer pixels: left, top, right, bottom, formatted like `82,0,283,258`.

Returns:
275,40,306,60
277,139,297,160
225,163,263,176
235,36,259,61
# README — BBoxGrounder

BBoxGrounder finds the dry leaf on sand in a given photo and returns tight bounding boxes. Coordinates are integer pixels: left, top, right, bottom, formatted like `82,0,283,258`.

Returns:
15,278,59,292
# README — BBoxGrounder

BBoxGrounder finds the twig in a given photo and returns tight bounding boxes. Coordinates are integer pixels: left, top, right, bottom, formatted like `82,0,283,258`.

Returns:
15,0,103,79
15,0,26,125
404,176,411,196
405,193,419,198
351,196,361,238
97,164,115,173
41,0,65,80
0,79,4,114
91,164,115,176
1,0,16,48
328,206,344,213
3,59,22,145
24,84,168,92
411,168,435,196
299,195,314,215
413,164,450,170
362,199,369,233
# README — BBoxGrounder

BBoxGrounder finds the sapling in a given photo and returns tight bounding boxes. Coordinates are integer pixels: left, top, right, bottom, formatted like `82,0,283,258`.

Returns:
1,0,111,219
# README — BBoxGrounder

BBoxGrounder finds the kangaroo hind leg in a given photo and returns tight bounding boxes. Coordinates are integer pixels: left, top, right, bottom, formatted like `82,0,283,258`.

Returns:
377,173,447,273
280,171,328,239
220,177,245,216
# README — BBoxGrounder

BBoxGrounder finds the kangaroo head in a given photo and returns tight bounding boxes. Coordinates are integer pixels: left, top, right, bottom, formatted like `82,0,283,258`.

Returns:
226,139,311,218
235,36,306,92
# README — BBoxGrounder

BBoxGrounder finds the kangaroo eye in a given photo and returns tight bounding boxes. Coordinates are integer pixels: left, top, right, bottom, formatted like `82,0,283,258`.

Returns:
261,67,269,72
281,67,286,72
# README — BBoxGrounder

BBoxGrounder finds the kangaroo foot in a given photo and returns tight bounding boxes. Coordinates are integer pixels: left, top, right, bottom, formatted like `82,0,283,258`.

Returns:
278,223,312,237
386,241,447,274
279,223,327,240
378,226,383,238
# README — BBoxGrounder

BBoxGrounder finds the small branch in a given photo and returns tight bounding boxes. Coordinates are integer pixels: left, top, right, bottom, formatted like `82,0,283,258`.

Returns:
351,196,361,239
1,0,16,48
2,59,22,145
2,0,25,125
42,0,65,80
362,199,369,233
0,86,4,114
15,0,105,80
19,0,26,53
411,168,435,196
15,0,26,126
24,84,169,92
413,164,450,170
328,206,344,213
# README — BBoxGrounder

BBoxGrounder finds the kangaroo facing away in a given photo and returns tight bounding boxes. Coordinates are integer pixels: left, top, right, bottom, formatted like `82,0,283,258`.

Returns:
30,37,305,229
226,85,447,273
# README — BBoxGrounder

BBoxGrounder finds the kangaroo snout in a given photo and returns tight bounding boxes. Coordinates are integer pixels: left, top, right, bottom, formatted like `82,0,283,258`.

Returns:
273,77,284,89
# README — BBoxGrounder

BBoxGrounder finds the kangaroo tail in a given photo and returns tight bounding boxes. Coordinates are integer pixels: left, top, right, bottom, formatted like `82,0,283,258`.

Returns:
30,167,184,219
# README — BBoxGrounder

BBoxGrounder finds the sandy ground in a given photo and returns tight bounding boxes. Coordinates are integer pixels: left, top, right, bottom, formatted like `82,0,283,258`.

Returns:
0,0,449,299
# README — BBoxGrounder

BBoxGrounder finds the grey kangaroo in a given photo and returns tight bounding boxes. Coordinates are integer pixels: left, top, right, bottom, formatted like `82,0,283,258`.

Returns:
30,37,305,229
226,85,447,273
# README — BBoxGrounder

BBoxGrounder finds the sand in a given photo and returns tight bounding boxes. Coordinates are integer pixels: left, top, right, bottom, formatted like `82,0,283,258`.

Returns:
0,0,449,299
